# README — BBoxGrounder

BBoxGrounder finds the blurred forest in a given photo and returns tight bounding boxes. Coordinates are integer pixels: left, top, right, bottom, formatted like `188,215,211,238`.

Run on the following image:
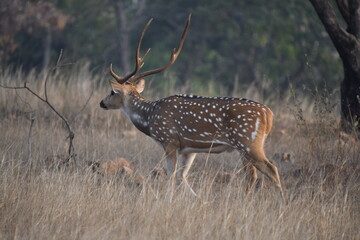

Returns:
0,0,342,94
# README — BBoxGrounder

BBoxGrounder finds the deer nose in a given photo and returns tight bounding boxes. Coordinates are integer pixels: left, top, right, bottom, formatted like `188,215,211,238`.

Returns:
100,101,107,109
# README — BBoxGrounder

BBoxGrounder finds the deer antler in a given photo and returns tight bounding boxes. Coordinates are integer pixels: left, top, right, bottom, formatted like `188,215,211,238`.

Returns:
110,18,153,84
110,14,191,84
127,13,191,84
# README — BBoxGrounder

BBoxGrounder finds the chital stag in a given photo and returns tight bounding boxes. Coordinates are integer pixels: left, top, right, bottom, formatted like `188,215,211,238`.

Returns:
100,14,284,199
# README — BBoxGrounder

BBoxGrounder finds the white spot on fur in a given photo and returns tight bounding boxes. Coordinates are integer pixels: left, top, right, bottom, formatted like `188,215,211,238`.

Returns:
251,118,260,141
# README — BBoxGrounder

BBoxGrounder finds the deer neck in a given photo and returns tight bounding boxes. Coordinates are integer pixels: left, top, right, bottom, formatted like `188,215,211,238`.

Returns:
121,93,153,136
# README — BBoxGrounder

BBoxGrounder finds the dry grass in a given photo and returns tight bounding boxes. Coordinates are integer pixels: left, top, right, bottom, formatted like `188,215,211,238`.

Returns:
0,68,359,240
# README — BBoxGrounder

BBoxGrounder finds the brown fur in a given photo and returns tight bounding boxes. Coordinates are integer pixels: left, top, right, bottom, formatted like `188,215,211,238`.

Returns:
89,158,144,185
99,15,284,200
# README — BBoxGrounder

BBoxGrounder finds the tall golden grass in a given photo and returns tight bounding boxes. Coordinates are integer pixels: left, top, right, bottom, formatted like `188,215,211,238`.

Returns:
0,67,359,239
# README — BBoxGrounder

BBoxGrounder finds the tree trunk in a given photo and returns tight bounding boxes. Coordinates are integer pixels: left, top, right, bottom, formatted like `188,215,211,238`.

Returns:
42,27,52,72
309,0,360,135
114,1,131,75
341,60,360,132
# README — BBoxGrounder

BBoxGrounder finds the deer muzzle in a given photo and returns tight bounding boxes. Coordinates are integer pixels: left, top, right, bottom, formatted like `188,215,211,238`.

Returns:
100,100,107,109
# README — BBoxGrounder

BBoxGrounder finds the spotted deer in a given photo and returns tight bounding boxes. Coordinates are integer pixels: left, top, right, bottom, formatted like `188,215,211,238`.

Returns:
100,14,284,199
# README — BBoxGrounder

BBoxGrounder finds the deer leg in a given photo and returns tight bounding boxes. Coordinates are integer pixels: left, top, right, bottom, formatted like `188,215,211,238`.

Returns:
164,148,178,199
165,150,177,181
178,152,197,197
248,152,285,201
243,162,257,194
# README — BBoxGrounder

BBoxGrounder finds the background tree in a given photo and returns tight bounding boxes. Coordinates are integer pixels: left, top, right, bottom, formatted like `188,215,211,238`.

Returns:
0,0,344,100
112,0,146,74
309,0,360,134
0,0,69,72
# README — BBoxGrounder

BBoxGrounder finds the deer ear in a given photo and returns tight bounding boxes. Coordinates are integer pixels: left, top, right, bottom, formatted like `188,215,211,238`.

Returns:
109,80,122,93
134,79,145,93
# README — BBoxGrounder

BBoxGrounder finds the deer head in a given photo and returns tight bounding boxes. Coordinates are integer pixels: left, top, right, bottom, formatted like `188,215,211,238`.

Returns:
100,14,191,111
99,79,145,110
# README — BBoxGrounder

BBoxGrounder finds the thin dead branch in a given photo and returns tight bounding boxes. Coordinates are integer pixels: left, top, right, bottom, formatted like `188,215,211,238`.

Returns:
71,88,94,123
0,50,80,164
26,113,36,167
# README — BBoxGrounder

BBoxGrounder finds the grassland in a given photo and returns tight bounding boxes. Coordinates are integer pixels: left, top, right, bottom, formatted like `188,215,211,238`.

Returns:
0,68,359,239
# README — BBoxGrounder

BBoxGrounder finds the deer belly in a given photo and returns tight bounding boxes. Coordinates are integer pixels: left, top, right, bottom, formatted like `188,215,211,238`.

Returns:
180,142,234,154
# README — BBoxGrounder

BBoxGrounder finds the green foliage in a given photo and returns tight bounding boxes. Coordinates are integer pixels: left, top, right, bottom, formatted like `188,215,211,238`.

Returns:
0,0,342,95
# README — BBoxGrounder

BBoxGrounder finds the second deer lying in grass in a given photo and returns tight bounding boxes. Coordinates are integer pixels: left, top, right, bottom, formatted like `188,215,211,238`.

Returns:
89,158,144,185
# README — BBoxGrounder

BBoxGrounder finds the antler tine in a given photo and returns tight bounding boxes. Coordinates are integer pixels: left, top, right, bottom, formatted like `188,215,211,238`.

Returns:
173,13,192,59
110,18,153,84
133,19,153,73
109,64,122,82
128,13,191,84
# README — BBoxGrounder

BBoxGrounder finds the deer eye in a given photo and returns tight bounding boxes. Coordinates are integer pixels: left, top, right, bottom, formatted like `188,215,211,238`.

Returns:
111,89,121,95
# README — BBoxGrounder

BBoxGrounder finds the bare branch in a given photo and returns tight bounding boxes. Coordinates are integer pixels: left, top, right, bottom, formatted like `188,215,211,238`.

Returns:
45,49,63,101
348,0,360,38
56,49,63,66
26,114,36,167
309,0,357,60
0,50,77,163
0,84,47,103
0,85,26,90
336,0,351,27
71,88,94,123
